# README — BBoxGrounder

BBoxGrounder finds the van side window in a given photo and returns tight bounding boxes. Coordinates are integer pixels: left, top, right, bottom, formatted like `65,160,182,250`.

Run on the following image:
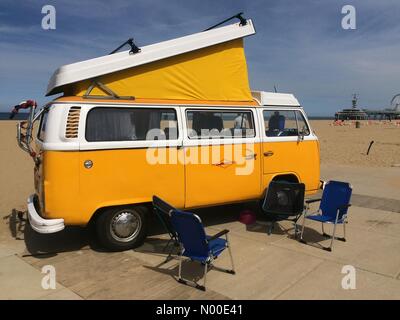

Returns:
186,110,255,139
86,108,178,142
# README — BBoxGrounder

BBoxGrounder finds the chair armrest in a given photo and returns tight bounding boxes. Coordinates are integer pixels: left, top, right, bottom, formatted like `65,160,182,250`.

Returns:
305,198,322,204
208,229,229,242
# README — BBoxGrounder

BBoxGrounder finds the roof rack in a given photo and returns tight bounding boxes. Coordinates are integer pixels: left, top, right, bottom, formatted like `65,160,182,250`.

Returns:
204,12,247,31
109,38,141,55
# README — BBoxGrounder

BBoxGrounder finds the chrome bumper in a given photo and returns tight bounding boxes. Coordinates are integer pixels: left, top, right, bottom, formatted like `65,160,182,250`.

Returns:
27,194,65,234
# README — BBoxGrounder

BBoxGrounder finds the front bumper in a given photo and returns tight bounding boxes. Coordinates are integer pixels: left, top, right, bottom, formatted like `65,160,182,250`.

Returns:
27,194,65,234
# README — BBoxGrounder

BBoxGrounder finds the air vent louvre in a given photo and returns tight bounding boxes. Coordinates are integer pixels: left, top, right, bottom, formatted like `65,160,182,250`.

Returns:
65,106,81,138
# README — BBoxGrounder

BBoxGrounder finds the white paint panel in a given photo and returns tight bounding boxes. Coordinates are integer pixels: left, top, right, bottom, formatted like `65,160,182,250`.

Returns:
252,91,300,106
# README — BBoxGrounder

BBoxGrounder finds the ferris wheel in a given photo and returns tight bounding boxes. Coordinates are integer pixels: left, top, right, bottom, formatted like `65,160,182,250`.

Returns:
390,94,400,111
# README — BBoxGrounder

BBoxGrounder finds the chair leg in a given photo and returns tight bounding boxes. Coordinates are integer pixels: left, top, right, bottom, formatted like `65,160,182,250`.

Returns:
178,254,184,283
267,222,274,235
300,215,307,244
293,222,301,239
323,221,338,252
343,221,347,241
227,235,236,274
197,263,207,291
333,222,346,242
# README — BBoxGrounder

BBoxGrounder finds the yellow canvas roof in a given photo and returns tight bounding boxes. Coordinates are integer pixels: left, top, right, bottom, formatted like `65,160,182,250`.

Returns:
47,20,256,102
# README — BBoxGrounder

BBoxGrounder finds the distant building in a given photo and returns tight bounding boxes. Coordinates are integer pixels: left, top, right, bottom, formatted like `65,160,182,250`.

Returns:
364,94,400,120
335,94,400,120
335,94,368,120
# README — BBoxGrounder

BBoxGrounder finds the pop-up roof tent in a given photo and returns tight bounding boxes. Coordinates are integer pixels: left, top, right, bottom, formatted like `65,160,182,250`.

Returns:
46,17,256,103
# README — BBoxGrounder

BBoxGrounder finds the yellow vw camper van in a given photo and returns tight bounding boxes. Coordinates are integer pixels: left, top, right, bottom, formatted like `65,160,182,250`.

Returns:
17,18,320,250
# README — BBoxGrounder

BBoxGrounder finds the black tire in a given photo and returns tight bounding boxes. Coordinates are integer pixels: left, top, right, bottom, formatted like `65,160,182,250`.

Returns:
96,205,148,251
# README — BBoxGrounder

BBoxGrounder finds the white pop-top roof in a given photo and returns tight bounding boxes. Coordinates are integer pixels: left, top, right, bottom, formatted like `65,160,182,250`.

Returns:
252,91,301,106
46,20,256,96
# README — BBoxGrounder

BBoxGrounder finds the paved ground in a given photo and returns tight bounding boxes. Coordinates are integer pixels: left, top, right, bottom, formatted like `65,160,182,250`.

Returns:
1,164,399,299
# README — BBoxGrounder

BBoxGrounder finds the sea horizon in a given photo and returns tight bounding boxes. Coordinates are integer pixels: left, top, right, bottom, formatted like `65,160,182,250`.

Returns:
0,112,335,121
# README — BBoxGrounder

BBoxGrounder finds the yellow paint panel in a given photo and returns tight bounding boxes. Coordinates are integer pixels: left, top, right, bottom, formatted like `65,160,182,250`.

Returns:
184,143,261,207
261,140,320,193
40,141,320,226
42,151,80,223
78,148,185,224
64,39,253,102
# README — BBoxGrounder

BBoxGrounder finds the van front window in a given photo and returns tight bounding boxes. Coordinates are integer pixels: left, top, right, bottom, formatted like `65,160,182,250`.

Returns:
85,108,178,142
263,110,310,137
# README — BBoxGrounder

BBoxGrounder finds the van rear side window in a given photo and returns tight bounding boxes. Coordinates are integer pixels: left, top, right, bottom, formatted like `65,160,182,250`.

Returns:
85,108,178,142
186,110,255,139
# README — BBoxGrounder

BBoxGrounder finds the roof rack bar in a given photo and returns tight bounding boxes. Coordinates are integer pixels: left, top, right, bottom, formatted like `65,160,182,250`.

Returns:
109,38,141,55
203,12,247,31
83,79,135,100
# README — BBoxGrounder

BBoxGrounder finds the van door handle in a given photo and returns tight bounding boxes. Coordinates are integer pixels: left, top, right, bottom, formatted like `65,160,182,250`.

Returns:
264,151,274,157
245,153,257,160
214,160,235,167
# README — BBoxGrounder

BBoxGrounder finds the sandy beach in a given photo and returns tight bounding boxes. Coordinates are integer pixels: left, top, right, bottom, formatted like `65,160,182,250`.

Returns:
311,120,400,168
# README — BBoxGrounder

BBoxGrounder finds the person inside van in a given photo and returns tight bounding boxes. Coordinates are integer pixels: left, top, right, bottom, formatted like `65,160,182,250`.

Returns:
233,113,250,137
267,111,285,136
192,112,223,138
234,113,249,129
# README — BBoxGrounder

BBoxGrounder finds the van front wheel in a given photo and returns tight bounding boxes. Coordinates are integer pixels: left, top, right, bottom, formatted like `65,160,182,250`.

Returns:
96,206,148,251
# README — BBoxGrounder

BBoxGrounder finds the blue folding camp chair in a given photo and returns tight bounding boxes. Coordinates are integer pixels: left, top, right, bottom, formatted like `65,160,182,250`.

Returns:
170,210,235,291
152,196,179,262
300,180,352,252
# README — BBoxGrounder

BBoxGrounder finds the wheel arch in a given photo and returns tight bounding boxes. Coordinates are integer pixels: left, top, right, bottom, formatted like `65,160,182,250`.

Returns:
88,201,152,227
271,173,300,183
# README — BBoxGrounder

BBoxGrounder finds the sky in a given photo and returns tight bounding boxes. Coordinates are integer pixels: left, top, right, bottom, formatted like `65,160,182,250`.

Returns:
0,0,399,115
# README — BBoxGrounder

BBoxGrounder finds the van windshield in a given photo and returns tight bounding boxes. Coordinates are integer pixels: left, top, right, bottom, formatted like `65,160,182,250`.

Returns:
38,109,49,141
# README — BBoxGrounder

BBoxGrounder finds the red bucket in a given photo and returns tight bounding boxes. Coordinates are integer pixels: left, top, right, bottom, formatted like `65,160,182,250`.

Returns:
239,209,256,225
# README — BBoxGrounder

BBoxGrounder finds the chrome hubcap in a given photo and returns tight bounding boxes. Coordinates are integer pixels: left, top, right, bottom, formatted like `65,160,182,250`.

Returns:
110,210,141,242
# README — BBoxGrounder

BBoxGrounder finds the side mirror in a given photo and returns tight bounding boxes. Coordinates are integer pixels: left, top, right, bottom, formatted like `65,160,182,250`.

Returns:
298,125,309,141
